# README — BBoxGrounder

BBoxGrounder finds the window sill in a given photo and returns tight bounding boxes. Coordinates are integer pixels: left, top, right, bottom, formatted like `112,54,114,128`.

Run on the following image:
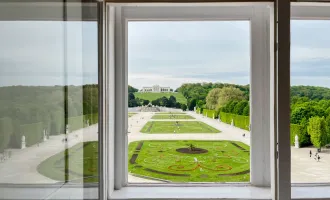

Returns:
292,185,330,200
111,186,271,200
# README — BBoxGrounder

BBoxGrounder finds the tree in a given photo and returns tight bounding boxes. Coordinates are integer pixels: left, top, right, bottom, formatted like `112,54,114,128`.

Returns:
142,100,150,106
307,116,327,150
187,98,197,111
181,104,187,111
217,86,245,108
128,85,138,93
167,95,177,107
242,104,250,116
206,88,222,110
233,100,248,115
128,93,135,101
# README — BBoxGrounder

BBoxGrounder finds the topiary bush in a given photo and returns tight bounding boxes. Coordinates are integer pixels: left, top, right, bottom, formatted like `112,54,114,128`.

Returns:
0,117,13,153
290,124,311,147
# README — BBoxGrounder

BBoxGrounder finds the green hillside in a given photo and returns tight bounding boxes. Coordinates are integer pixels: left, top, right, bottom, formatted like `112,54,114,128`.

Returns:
134,92,187,104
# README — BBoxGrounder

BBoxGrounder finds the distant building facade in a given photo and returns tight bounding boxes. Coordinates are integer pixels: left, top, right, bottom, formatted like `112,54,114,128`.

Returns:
140,85,172,93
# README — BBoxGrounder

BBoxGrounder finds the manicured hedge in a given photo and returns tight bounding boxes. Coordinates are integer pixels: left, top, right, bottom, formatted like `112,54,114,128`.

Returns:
50,111,65,135
0,117,13,153
203,109,217,119
86,113,98,125
219,112,250,130
68,116,84,132
19,122,43,147
290,124,311,147
196,107,202,114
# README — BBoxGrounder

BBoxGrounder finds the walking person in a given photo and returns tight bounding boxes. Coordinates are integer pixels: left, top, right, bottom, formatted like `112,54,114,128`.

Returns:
310,150,312,158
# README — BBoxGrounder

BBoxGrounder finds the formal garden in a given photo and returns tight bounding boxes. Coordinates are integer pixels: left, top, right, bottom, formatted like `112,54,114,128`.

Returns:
128,140,250,182
140,121,220,134
151,114,195,119
37,141,99,183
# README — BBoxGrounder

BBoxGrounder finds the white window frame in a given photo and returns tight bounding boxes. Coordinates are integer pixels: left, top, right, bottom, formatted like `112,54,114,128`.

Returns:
106,3,274,200
288,2,330,200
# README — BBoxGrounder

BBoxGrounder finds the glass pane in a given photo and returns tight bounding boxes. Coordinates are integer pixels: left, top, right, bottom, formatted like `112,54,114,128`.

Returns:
291,20,330,183
0,2,98,199
127,21,251,183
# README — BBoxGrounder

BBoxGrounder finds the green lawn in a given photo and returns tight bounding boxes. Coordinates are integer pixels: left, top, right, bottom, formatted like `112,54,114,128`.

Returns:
129,112,137,117
37,141,98,183
151,114,195,119
140,121,220,133
155,112,186,114
134,92,187,104
128,140,250,182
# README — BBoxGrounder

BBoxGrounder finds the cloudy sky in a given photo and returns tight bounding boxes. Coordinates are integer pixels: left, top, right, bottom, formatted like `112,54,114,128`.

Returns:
0,20,330,89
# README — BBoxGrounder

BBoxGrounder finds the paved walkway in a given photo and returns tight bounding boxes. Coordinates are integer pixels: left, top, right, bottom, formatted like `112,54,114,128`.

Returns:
1,111,330,184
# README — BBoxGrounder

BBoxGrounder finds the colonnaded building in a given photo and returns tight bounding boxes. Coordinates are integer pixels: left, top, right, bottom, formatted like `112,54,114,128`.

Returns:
140,85,172,92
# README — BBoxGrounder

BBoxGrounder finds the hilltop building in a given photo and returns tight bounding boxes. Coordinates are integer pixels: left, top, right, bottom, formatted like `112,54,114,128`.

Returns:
140,85,172,93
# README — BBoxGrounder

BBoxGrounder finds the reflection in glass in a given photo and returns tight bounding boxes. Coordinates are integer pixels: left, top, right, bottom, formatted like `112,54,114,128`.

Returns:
0,7,98,200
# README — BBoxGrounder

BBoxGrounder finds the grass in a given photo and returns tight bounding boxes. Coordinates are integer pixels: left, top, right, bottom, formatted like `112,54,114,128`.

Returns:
140,121,220,134
155,112,186,114
37,141,98,183
129,112,137,117
134,92,187,104
128,140,250,182
151,114,195,119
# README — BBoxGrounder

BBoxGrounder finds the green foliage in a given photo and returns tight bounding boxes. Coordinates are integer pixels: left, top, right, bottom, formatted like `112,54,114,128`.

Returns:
68,116,84,132
217,87,246,108
18,122,44,147
0,117,13,153
307,116,327,149
206,88,222,110
134,92,187,104
187,98,197,111
140,121,220,134
203,109,217,119
242,104,250,116
181,104,187,111
233,100,248,115
219,112,250,130
290,124,311,147
291,85,330,100
128,85,139,93
128,140,250,182
50,111,65,135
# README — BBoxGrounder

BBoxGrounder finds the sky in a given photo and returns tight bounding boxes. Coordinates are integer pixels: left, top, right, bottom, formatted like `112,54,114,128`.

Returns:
0,20,330,89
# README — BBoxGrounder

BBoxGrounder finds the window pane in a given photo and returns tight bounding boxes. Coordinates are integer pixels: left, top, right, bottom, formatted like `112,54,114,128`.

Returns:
0,3,98,199
128,21,251,183
291,20,330,183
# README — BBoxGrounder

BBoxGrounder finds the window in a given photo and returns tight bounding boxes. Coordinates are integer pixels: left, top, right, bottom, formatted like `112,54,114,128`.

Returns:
290,3,330,199
107,3,273,199
0,2,99,200
127,20,251,184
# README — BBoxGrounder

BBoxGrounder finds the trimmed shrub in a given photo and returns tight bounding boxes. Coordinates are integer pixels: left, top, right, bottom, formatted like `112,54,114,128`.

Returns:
196,107,202,114
16,122,44,147
203,109,217,119
290,124,311,147
219,112,250,130
50,111,64,135
68,116,84,132
85,113,98,125
0,117,13,153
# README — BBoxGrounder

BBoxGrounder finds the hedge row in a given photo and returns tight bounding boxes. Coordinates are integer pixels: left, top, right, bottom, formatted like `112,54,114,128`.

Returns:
290,124,311,147
196,107,202,114
203,109,217,119
0,117,13,153
21,122,44,147
219,112,250,130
